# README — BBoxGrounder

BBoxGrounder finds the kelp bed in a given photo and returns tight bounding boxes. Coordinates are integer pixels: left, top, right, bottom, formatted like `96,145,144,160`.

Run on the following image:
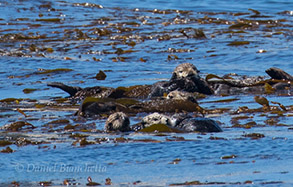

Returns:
0,0,293,186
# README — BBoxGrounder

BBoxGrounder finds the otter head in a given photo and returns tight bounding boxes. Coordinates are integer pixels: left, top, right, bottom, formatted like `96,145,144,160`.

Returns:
171,63,200,80
166,90,197,103
105,112,130,132
167,90,187,100
142,112,172,128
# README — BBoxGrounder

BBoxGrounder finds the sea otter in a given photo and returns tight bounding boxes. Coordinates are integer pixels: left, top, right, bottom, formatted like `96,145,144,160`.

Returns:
105,112,130,132
149,63,213,97
47,63,213,101
109,112,223,133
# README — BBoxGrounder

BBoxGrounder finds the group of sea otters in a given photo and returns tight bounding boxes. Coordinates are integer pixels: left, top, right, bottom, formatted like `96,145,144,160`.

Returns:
48,63,293,133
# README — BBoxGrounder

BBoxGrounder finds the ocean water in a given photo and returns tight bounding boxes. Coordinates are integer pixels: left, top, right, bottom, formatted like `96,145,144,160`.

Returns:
0,0,293,186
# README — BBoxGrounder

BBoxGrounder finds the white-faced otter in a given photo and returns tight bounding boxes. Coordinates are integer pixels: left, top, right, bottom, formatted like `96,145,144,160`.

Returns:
166,90,198,104
141,112,173,128
105,112,130,132
172,63,200,79
149,63,214,97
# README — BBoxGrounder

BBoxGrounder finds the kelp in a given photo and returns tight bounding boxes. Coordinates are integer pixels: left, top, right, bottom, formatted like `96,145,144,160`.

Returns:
229,23,252,30
0,121,36,131
271,101,287,111
16,108,28,117
264,83,275,94
0,4,291,62
132,139,161,143
95,70,107,80
0,146,14,153
204,98,239,103
46,119,70,125
0,98,23,103
170,181,228,186
73,3,103,8
23,88,37,94
0,140,13,147
36,68,73,75
169,158,181,164
36,18,61,22
254,96,270,108
79,138,96,147
69,133,89,139
221,154,237,159
227,41,250,46
115,98,140,106
39,181,52,186
243,133,265,139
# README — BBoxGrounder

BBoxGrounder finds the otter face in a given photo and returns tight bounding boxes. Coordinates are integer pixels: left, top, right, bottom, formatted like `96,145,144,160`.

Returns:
173,63,199,79
167,90,198,104
167,90,187,100
105,112,130,132
142,112,171,127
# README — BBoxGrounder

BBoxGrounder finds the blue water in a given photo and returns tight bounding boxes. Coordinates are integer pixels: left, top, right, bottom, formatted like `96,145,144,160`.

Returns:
0,0,293,186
